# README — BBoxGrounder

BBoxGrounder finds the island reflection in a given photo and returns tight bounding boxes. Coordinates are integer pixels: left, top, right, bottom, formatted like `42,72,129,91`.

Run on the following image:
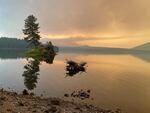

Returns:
22,53,56,91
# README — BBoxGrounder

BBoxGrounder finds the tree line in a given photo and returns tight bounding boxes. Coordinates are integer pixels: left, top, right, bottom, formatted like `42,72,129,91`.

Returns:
0,37,28,49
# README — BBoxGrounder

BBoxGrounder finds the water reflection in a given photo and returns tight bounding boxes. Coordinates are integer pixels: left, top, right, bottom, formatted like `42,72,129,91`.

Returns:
66,60,87,77
42,54,55,64
22,54,56,91
0,49,150,113
0,49,149,64
0,49,26,59
22,59,40,90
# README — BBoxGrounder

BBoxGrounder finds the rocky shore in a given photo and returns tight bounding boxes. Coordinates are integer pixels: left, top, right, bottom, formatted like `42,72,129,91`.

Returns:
0,89,121,113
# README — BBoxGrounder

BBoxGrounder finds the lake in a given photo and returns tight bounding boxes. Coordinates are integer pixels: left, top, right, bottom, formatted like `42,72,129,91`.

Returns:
0,49,150,113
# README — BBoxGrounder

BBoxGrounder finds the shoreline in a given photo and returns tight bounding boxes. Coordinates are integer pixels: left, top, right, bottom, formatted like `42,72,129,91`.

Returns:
0,89,121,113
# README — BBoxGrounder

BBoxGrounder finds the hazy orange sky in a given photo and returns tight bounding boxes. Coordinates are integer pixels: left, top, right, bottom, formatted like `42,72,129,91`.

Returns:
0,0,150,48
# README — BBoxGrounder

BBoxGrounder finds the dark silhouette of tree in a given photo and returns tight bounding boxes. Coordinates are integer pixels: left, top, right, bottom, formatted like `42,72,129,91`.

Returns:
22,59,40,90
22,54,56,90
44,41,55,54
22,15,58,91
23,15,41,47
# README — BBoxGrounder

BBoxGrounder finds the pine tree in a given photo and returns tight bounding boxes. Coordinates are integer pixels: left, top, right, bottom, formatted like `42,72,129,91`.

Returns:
23,15,41,47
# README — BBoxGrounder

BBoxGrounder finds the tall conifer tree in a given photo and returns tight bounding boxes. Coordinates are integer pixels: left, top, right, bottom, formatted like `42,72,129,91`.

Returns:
23,15,41,47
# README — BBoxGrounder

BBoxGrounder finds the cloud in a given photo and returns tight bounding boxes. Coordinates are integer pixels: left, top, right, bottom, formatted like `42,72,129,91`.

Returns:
0,0,150,47
41,37,99,46
41,35,148,47
30,0,150,35
1,0,150,36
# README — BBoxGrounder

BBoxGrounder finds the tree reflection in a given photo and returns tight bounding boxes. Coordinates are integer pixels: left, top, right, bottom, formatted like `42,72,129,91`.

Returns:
22,54,56,91
22,59,40,90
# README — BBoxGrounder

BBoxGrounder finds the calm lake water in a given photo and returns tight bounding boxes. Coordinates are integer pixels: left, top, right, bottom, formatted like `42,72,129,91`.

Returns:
0,49,150,113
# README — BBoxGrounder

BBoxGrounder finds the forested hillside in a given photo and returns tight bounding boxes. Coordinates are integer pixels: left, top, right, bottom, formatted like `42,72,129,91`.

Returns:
0,37,28,48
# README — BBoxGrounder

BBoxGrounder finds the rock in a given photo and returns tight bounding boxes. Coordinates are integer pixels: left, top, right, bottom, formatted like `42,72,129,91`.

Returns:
0,96,6,101
22,89,29,95
0,88,4,92
18,101,24,106
30,92,34,96
75,107,80,110
116,108,121,113
64,93,69,97
45,106,58,113
87,90,91,93
51,99,60,105
32,110,37,112
6,108,12,111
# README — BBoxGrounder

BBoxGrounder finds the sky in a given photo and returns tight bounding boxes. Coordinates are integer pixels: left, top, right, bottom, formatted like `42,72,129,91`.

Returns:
0,0,150,48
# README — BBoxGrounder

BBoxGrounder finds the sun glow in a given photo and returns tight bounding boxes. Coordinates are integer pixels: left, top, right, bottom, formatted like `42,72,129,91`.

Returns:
40,32,124,39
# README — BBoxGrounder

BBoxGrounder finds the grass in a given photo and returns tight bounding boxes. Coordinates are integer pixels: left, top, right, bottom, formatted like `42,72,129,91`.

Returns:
26,48,56,60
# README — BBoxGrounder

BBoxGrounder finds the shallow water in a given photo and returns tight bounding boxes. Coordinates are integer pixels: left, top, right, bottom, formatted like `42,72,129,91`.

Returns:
0,50,150,113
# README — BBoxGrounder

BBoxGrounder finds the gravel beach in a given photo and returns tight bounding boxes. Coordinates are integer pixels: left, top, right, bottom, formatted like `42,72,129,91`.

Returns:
0,89,121,113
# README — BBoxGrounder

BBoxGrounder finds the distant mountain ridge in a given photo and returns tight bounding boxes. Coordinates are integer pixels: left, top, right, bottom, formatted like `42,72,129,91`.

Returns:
133,42,150,51
59,46,143,55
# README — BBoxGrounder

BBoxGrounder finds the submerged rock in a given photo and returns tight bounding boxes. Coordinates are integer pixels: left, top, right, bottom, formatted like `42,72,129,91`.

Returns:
64,89,92,100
